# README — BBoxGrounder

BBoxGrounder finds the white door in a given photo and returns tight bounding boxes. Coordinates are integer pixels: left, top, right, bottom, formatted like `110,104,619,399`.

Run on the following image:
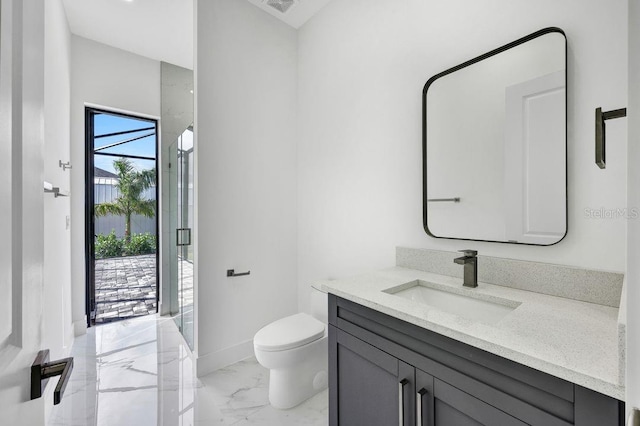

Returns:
504,70,566,245
0,0,48,424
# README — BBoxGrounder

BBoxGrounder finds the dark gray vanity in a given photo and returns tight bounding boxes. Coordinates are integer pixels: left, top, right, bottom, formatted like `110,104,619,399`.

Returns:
322,246,625,426
328,294,624,426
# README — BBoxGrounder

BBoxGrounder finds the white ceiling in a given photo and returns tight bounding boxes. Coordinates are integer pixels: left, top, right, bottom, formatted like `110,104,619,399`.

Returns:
61,0,331,69
245,0,333,29
62,0,194,69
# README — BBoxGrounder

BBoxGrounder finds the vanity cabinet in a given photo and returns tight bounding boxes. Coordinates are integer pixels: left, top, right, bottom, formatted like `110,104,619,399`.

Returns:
332,328,415,425
328,295,624,426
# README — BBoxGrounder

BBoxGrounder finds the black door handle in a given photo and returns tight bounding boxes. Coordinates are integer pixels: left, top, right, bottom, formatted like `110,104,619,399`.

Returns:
177,228,191,246
31,349,74,405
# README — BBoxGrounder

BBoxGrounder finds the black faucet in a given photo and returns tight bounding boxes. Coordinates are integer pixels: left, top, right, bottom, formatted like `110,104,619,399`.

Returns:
453,250,478,288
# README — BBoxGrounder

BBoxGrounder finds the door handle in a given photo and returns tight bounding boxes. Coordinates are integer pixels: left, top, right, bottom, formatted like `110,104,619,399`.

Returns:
31,350,74,405
417,388,428,426
629,407,640,426
176,228,191,246
398,378,408,425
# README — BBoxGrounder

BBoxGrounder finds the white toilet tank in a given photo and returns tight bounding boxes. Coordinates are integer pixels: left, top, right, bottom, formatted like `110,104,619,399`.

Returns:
309,283,328,324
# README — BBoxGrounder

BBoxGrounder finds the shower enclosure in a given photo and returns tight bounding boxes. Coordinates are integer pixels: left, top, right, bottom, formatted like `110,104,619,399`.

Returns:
169,127,194,349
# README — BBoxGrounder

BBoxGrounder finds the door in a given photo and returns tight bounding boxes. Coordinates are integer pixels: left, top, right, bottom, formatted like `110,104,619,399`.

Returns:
330,326,415,426
170,127,194,349
431,378,527,426
416,368,526,426
0,0,49,423
85,108,159,325
504,70,566,244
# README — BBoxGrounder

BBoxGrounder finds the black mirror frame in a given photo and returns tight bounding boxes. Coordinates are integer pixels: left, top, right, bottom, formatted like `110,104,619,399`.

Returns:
422,27,568,246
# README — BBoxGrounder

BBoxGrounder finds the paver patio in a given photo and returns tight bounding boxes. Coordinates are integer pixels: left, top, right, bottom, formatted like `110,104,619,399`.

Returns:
94,254,157,323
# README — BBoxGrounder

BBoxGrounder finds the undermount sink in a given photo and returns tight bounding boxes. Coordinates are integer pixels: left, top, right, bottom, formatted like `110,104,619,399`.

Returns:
383,280,520,325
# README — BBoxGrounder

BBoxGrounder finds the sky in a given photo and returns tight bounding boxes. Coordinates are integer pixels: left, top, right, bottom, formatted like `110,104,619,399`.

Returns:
93,112,157,175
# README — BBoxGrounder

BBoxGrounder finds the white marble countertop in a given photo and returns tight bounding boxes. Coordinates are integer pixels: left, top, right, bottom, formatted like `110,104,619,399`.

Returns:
320,266,624,400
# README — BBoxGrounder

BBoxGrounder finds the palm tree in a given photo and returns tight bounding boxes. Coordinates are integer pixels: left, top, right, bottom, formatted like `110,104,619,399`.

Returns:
95,158,156,243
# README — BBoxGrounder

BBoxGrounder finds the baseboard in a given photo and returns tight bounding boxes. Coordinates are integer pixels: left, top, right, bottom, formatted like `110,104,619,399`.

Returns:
73,319,87,337
159,301,170,316
64,325,75,356
196,339,254,377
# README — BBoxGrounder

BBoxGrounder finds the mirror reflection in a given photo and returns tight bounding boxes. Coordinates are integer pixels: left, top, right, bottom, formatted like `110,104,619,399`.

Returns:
424,28,567,245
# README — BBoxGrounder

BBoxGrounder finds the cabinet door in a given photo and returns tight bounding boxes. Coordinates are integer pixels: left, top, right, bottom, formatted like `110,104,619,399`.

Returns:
329,326,415,426
432,378,527,426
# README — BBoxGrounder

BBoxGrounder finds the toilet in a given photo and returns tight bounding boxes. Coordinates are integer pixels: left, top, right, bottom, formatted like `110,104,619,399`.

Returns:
253,284,328,409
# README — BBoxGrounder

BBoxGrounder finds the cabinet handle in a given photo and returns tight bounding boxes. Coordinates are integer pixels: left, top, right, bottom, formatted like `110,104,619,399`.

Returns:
417,388,428,426
398,379,408,425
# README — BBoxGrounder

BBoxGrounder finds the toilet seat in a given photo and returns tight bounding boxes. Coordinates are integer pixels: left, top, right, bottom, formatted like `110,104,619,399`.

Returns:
254,313,325,352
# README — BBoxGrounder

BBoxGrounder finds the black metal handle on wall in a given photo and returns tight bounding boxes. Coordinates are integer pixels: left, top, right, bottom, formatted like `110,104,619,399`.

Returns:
596,107,627,169
227,269,251,277
31,349,74,405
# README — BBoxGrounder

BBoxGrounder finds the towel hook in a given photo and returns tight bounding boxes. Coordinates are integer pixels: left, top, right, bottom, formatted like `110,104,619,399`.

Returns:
59,160,72,171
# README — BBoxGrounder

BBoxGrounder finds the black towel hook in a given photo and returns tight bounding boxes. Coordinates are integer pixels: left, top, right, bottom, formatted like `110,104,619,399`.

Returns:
595,106,627,169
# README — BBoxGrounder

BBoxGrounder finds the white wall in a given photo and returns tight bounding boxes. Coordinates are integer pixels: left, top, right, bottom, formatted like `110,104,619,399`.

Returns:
43,0,73,360
297,0,628,313
195,0,298,375
70,36,161,334
626,0,639,415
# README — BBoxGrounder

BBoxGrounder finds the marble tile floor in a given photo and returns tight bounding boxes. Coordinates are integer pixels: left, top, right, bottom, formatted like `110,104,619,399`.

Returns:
48,314,328,426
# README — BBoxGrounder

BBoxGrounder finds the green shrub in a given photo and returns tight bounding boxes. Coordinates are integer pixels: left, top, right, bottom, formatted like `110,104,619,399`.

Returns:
95,231,156,258
95,230,124,259
125,233,157,256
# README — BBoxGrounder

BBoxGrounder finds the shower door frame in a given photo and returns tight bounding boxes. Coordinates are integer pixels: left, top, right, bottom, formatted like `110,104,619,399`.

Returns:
170,128,195,349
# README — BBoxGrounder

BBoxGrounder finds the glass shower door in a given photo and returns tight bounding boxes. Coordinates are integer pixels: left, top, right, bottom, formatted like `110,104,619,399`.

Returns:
170,127,194,349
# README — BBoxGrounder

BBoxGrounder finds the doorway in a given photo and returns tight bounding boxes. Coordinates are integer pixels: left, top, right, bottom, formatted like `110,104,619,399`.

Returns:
85,108,159,326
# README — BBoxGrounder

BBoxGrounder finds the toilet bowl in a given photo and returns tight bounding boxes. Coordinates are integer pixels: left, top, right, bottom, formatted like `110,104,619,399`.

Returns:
253,285,328,409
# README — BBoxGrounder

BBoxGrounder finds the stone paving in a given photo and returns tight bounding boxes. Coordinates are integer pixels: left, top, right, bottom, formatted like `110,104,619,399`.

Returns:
95,254,157,324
